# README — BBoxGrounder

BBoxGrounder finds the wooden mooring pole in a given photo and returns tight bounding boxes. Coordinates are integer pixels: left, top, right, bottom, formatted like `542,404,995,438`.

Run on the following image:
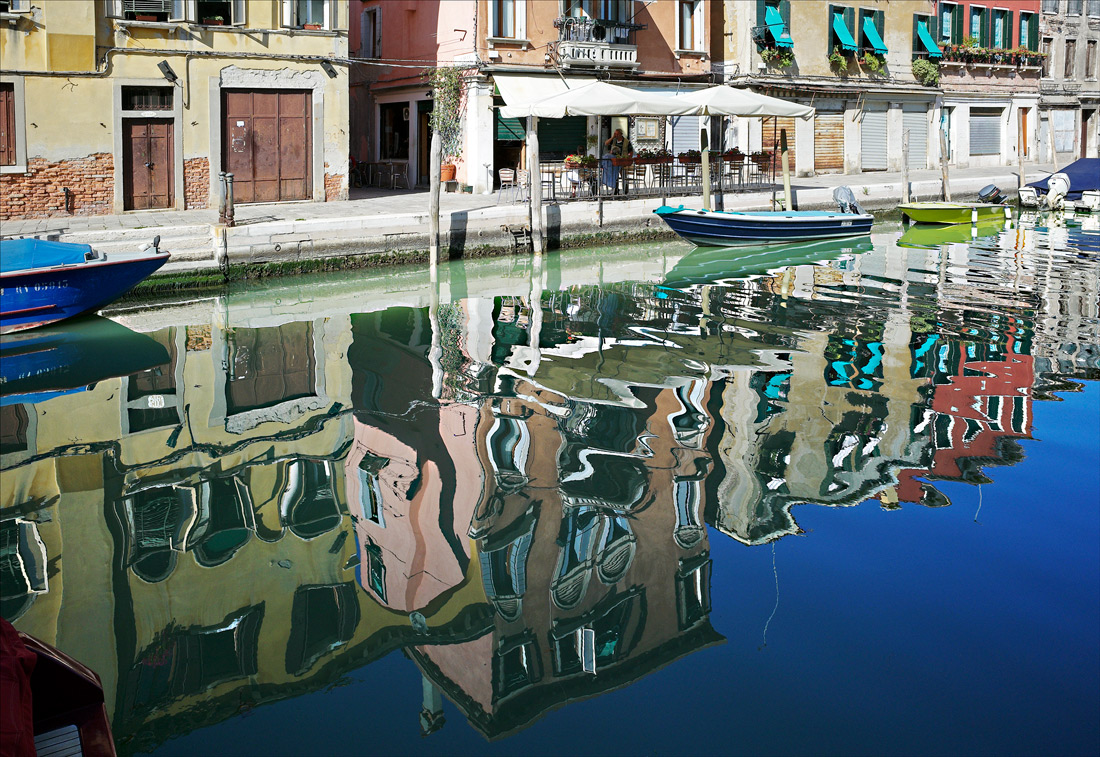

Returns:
527,116,545,254
429,131,442,266
939,129,952,202
902,130,910,203
780,129,792,211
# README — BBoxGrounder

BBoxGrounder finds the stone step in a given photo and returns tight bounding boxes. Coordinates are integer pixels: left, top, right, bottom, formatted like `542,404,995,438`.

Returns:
52,224,213,246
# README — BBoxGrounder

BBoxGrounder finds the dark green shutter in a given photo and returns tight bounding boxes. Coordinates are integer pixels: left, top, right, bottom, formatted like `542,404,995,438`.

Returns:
757,0,765,28
537,116,587,156
845,6,855,39
779,0,790,30
876,9,884,37
1005,12,1012,50
1028,13,1038,50
952,4,963,44
913,14,919,59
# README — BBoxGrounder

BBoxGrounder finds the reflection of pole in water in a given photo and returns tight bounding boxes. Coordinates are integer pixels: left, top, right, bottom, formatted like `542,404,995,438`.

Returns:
761,541,779,650
419,673,445,736
429,263,443,399
974,483,983,524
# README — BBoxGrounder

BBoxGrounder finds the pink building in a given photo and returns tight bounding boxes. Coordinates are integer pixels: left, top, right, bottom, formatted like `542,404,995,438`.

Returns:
349,0,717,193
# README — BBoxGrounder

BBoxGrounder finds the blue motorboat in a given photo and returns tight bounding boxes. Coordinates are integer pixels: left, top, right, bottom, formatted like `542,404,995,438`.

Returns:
0,316,170,406
0,236,169,334
654,187,873,247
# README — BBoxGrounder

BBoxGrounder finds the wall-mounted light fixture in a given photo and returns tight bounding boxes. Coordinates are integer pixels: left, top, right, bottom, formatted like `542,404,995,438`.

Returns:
157,60,178,84
321,60,338,78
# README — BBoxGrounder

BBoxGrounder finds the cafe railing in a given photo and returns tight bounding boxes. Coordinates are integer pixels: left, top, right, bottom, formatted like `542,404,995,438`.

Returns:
523,156,777,204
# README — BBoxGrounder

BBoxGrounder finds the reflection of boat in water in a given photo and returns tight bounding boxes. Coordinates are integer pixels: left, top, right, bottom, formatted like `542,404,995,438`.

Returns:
897,220,1004,248
0,316,169,405
661,237,874,288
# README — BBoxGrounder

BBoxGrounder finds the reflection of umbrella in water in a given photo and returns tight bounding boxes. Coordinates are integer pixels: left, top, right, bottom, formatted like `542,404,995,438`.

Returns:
0,316,169,406
661,237,873,289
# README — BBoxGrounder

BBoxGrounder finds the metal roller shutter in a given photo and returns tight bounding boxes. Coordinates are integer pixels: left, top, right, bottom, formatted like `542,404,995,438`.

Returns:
969,108,1002,156
814,112,844,173
903,105,928,169
671,115,700,153
860,106,888,170
762,116,796,170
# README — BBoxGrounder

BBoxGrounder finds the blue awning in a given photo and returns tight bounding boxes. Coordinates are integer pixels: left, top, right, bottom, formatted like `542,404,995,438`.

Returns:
765,5,794,48
832,11,857,52
862,15,888,55
916,19,942,58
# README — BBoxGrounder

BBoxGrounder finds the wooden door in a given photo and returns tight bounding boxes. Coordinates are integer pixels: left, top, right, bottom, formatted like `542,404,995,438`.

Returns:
123,119,173,210
813,112,844,173
762,117,797,172
223,90,311,203
0,84,15,167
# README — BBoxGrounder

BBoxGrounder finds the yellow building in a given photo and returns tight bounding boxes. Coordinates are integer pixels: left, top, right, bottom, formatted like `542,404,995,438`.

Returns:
0,0,349,220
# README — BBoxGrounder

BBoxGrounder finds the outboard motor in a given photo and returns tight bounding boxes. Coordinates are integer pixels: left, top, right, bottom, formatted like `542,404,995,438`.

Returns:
833,186,866,215
1046,173,1070,211
978,184,1005,204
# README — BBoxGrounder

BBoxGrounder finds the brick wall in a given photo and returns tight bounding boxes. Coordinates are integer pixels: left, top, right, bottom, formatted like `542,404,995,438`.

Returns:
184,157,210,210
324,167,346,202
0,153,114,220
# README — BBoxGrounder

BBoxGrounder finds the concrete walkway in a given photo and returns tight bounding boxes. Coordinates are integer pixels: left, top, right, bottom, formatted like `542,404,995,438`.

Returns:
1,162,1055,275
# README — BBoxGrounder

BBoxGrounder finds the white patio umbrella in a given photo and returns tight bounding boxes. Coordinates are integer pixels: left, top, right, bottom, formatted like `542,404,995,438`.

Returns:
670,85,815,120
498,80,697,119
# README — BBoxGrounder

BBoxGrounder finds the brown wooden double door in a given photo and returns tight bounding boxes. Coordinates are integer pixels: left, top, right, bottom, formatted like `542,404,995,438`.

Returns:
223,89,311,204
124,119,173,210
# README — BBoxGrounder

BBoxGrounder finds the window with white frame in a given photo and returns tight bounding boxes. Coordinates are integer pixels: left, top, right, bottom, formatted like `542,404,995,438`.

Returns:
677,0,703,51
282,0,336,29
490,0,526,39
196,0,244,25
1067,0,1083,14
1040,0,1059,12
107,0,244,24
359,6,380,58
564,0,594,18
0,1,32,14
991,8,1008,49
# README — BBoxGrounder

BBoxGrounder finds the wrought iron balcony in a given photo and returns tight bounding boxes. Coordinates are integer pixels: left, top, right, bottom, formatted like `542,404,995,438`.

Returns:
553,16,644,69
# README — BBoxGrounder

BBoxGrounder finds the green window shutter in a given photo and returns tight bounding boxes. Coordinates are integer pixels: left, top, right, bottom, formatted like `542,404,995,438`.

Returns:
846,5,855,38
1028,13,1038,50
953,5,963,44
1005,12,1012,50
757,0,766,29
913,13,919,58
780,0,790,30
876,9,884,37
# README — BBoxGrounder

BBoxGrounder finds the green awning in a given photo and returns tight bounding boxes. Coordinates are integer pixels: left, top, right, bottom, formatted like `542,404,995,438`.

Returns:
832,11,857,52
764,5,793,48
916,19,942,58
862,16,888,55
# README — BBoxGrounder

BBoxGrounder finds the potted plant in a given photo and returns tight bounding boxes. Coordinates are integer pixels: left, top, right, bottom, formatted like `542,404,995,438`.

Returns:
425,64,468,181
829,46,849,74
751,150,772,169
202,15,224,25
678,149,701,164
722,147,744,161
760,46,794,68
860,52,885,73
912,58,940,87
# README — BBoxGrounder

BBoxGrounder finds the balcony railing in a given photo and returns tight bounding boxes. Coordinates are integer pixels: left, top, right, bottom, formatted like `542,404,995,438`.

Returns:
554,16,644,46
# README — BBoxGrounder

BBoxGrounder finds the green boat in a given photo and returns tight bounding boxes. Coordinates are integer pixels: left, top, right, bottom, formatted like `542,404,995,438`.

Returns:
898,201,1008,225
897,220,1005,248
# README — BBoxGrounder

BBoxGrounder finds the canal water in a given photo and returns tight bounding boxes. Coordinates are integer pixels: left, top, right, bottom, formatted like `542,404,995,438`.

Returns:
2,214,1097,756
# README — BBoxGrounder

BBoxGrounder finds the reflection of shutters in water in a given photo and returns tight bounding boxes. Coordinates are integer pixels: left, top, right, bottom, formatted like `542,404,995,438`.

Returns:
285,582,361,677
814,112,844,173
125,485,195,583
970,107,1002,156
537,116,587,157
670,115,700,153
762,116,797,169
280,459,341,540
227,322,316,415
1052,109,1075,153
0,519,47,620
860,106,888,170
903,105,928,169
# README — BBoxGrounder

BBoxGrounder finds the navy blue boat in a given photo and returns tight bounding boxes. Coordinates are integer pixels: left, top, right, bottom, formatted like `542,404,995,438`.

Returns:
0,237,169,334
654,187,873,247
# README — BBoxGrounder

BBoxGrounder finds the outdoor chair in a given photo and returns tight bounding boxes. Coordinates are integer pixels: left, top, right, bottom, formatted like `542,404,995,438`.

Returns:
516,169,531,203
497,168,520,204
391,162,411,190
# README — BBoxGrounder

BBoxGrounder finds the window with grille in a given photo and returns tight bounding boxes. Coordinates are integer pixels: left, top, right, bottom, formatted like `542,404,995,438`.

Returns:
122,86,173,110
